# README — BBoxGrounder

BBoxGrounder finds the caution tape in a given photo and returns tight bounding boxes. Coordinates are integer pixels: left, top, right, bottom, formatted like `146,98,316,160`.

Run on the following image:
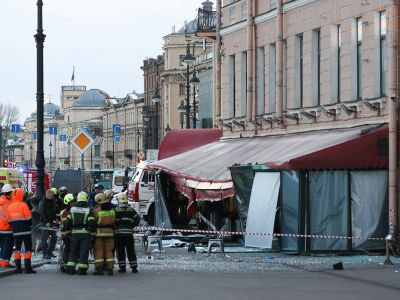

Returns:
135,226,385,241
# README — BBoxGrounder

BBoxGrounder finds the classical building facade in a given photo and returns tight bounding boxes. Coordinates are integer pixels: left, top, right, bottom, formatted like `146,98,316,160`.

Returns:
102,92,145,169
218,0,390,137
162,21,207,130
141,56,164,151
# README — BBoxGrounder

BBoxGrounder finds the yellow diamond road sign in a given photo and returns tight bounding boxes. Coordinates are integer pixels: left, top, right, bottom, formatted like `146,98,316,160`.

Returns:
71,129,95,154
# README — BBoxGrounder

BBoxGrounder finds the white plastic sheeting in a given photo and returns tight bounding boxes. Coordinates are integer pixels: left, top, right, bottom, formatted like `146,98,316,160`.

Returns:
351,171,388,249
245,172,280,248
154,175,172,228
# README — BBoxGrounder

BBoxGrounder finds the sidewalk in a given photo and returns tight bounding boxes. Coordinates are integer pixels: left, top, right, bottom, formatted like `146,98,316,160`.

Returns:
0,254,44,278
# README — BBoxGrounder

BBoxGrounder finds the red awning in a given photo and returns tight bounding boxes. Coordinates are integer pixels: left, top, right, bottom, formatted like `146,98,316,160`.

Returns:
150,124,388,201
158,129,222,160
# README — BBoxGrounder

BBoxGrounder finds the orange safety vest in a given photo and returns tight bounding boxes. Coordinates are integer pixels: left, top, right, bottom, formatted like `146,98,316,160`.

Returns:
7,188,32,236
0,194,12,233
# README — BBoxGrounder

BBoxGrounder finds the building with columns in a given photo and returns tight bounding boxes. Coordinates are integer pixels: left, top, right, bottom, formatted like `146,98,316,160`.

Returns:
102,92,145,169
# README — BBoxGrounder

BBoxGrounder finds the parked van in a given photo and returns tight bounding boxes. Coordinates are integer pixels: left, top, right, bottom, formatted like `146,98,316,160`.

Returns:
127,161,155,224
112,169,126,193
0,168,28,191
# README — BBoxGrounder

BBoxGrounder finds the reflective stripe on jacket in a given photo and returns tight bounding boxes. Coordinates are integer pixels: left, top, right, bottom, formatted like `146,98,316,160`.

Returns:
7,188,32,236
0,194,13,233
63,201,96,235
114,204,140,235
94,204,115,237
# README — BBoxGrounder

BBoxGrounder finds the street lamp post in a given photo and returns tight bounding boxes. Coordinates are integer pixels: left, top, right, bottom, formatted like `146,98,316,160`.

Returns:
181,43,200,129
152,63,161,149
34,0,46,198
49,141,52,172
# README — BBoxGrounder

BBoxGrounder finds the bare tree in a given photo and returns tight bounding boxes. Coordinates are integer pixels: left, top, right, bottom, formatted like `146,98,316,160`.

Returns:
0,102,20,142
0,103,19,128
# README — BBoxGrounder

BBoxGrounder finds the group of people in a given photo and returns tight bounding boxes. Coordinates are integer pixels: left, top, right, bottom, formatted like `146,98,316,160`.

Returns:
0,183,141,276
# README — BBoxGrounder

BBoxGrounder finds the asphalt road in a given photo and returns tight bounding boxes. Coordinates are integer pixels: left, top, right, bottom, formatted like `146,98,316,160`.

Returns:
0,266,399,300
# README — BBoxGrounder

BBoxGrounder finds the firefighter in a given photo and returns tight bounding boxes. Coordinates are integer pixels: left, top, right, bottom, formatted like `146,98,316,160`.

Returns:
93,193,116,276
6,188,36,274
59,193,76,273
58,187,68,210
64,191,96,275
115,192,140,273
0,184,14,268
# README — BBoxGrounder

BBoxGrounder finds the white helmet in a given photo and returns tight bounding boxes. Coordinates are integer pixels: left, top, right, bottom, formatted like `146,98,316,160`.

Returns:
1,184,13,193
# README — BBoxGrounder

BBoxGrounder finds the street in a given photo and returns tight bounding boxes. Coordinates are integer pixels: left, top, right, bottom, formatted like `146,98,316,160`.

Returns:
0,265,400,300
1,247,400,300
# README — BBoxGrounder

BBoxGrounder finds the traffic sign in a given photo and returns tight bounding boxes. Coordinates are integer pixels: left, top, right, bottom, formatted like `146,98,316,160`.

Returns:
113,135,121,142
11,124,21,133
60,134,67,142
49,126,58,135
113,124,121,134
137,151,145,159
71,129,94,154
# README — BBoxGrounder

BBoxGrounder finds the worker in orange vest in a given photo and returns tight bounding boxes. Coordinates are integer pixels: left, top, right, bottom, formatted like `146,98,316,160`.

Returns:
0,184,14,268
7,188,36,274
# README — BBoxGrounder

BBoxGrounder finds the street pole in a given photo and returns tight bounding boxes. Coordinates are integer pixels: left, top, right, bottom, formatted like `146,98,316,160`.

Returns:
112,139,115,169
185,45,191,129
34,0,46,198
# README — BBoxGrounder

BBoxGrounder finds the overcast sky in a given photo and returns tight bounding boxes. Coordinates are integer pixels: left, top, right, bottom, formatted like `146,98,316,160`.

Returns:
0,0,206,123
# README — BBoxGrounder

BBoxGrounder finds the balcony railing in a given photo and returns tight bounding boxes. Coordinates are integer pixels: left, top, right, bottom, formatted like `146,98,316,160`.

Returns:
197,8,216,33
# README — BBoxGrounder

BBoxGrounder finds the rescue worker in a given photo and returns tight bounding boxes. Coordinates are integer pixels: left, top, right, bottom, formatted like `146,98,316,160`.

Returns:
58,187,68,210
0,184,14,268
39,189,58,259
93,193,116,276
64,191,96,275
115,192,140,273
6,188,36,274
59,193,76,273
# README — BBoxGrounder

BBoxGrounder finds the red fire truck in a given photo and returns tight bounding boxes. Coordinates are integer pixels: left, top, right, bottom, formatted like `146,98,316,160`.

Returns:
23,169,51,193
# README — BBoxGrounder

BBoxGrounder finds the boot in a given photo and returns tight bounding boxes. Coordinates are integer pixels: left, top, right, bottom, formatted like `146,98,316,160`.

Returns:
93,268,104,275
67,266,76,275
24,259,37,274
106,269,113,276
132,267,138,273
118,266,126,273
78,268,87,275
15,260,22,274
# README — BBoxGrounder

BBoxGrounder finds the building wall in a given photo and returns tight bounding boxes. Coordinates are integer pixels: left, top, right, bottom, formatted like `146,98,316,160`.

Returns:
220,0,389,137
162,32,206,130
102,96,144,169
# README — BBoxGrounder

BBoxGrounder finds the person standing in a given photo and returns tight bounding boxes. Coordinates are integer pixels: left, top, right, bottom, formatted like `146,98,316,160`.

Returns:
93,193,116,276
0,184,14,268
59,193,76,273
7,188,36,274
114,192,140,273
39,189,58,259
64,191,96,275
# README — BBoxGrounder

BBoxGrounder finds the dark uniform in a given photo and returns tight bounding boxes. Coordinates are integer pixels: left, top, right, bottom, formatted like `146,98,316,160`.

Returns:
114,193,140,273
64,192,95,275
59,193,76,273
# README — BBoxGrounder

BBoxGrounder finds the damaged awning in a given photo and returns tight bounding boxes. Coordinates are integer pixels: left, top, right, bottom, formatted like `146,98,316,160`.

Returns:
149,124,388,201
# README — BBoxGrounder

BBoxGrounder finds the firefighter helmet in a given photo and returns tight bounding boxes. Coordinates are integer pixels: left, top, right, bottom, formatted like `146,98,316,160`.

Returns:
63,193,75,205
95,193,108,204
77,191,88,202
117,192,128,203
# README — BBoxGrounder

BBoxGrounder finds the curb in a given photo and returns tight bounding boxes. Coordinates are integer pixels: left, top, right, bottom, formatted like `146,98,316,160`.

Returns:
0,262,44,278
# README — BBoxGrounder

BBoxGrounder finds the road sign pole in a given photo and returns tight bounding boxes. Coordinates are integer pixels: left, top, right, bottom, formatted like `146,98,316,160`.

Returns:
81,153,84,170
112,139,115,169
